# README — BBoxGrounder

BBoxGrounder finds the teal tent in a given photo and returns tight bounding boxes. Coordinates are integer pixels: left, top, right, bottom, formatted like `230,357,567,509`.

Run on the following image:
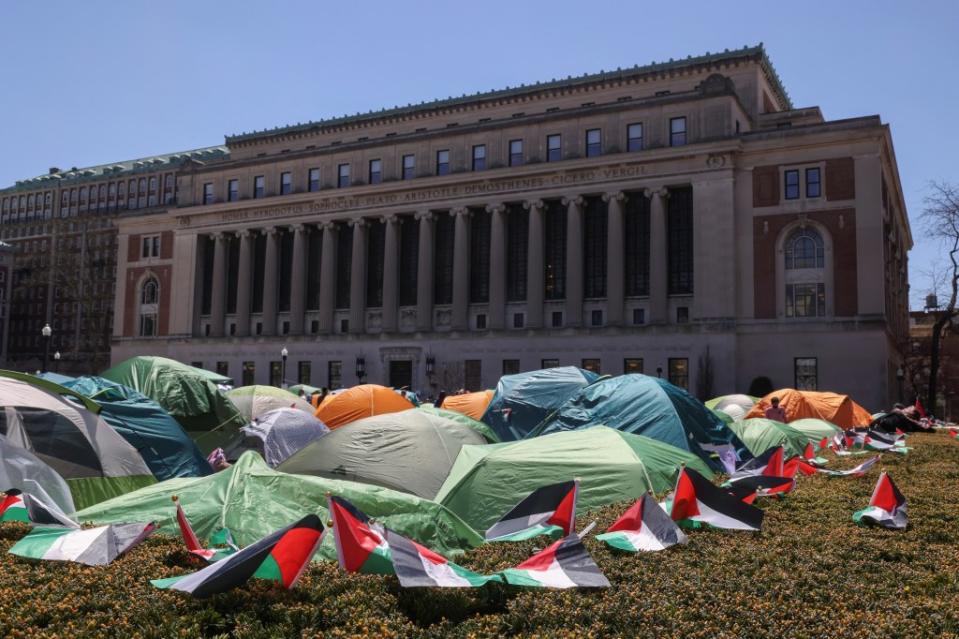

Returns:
483,366,599,441
60,376,211,481
532,374,749,471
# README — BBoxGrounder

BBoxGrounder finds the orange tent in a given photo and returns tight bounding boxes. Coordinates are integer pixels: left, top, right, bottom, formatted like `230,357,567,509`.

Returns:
746,389,872,429
314,384,414,430
441,390,494,421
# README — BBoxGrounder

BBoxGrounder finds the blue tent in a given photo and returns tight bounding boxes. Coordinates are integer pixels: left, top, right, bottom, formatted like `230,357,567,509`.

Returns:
60,376,212,480
530,374,750,471
482,366,599,441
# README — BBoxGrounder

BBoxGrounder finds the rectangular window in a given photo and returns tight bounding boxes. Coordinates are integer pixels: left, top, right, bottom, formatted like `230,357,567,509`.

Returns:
506,204,528,302
669,117,687,147
805,167,821,198
785,283,826,318
794,357,818,390
402,154,415,180
502,359,520,375
632,308,646,325
298,361,311,384
433,213,454,304
470,208,491,303
624,358,643,374
676,306,689,324
667,187,694,295
541,358,560,369
203,182,214,205
509,139,524,166
228,179,239,202
551,311,563,327
369,159,382,184
512,313,525,328
627,123,644,152
472,145,486,171
253,175,265,199
338,164,350,188
583,197,607,298
242,361,255,386
581,358,601,374
464,360,482,391
475,313,487,330
591,309,603,326
216,361,229,377
141,235,160,259
586,129,602,157
308,168,320,192
328,360,342,389
280,171,292,195
784,169,800,200
547,134,562,162
436,150,450,176
668,358,689,389
269,361,282,387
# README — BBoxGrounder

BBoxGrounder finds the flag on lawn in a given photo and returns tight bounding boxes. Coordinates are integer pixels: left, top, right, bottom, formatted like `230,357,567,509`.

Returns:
485,479,578,542
0,491,28,523
803,442,815,460
731,446,784,479
915,398,927,418
596,493,687,552
670,467,764,531
384,528,499,587
723,475,795,501
783,456,818,477
500,533,610,588
9,522,156,566
816,455,879,477
327,495,393,574
173,496,236,562
152,514,325,597
852,471,908,530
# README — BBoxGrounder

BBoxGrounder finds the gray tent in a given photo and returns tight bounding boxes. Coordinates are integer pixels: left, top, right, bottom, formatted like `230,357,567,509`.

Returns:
235,408,330,467
278,408,487,499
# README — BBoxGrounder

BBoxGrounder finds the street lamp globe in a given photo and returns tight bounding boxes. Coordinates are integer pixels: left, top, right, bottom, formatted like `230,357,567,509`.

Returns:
41,323,52,338
54,351,61,361
281,347,289,358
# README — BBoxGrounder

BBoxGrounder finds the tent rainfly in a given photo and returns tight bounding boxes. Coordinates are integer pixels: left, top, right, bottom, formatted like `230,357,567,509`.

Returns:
226,385,314,422
231,408,330,467
746,389,872,428
441,390,494,421
727,418,842,458
314,384,414,430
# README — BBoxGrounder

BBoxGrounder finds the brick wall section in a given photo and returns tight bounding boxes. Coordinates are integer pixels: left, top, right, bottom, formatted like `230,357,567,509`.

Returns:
160,231,173,259
122,265,172,337
127,234,140,263
752,165,779,207
753,208,858,319
826,157,855,201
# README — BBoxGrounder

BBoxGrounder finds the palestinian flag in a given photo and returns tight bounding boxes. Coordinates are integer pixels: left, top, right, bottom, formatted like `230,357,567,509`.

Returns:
500,533,609,588
802,442,828,467
596,493,687,552
852,471,908,530
949,429,958,439
327,495,393,574
173,496,235,562
9,522,156,566
0,491,28,522
731,446,784,479
670,467,763,531
817,455,879,477
783,456,818,477
723,475,795,502
153,514,325,597
383,528,498,587
485,479,578,542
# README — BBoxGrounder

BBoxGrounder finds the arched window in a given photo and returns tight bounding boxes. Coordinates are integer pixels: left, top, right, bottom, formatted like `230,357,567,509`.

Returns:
784,228,824,270
139,276,159,336
782,227,827,318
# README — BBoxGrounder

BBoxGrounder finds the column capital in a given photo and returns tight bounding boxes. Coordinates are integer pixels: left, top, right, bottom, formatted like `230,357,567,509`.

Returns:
414,209,433,221
319,219,339,230
237,228,253,239
381,213,399,224
561,195,584,207
602,191,626,203
291,223,307,233
485,202,505,214
264,226,280,237
348,217,367,228
450,206,471,218
523,198,544,211
643,187,670,200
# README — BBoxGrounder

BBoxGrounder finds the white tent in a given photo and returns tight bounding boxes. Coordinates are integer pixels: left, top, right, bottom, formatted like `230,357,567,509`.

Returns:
235,408,330,467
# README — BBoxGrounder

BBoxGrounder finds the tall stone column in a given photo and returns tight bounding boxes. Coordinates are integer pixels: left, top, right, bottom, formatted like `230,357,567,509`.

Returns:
451,207,471,331
261,227,279,336
209,232,227,337
648,187,669,324
524,199,545,329
349,218,368,334
289,224,308,335
563,195,584,327
381,214,400,332
318,221,337,334
604,191,626,326
235,230,253,337
415,210,434,332
487,203,506,330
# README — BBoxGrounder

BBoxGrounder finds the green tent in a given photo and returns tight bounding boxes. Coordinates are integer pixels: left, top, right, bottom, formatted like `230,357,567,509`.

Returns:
101,356,245,453
416,405,501,443
278,409,488,499
787,418,844,443
77,452,483,559
225,385,314,422
434,426,713,532
727,418,842,458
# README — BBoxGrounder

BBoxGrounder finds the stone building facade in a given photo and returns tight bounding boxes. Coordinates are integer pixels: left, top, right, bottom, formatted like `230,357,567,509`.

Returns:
7,45,909,408
0,241,11,368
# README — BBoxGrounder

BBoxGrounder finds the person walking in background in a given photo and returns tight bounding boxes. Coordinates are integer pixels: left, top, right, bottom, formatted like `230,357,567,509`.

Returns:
764,396,788,423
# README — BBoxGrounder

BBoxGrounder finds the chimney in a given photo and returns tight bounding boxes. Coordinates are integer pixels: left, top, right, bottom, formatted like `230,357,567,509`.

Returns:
48,167,60,175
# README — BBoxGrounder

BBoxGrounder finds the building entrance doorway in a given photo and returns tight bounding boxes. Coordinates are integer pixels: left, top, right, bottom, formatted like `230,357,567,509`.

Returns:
389,360,413,390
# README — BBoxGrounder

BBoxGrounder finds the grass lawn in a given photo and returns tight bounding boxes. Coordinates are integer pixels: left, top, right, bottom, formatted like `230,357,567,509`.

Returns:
0,432,957,638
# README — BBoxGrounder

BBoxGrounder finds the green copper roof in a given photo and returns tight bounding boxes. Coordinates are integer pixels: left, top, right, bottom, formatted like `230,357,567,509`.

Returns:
1,145,229,194
227,44,791,144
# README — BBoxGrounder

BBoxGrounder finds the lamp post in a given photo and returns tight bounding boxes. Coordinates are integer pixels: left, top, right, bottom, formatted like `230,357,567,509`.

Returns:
425,355,435,387
355,356,366,383
895,366,904,404
53,351,61,374
40,323,52,374
280,347,288,389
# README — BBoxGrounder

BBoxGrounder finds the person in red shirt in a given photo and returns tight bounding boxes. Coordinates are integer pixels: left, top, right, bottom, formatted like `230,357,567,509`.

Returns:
764,396,788,422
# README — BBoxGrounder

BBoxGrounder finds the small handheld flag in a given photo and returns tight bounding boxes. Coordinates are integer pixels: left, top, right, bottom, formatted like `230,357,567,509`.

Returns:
670,467,764,531
0,491,28,523
327,495,393,574
173,496,236,562
816,455,879,477
485,479,578,542
597,493,687,552
384,528,499,588
852,471,908,530
731,446,785,480
499,534,610,589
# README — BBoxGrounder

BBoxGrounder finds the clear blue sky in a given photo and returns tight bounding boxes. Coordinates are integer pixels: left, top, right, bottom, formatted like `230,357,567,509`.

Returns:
1,0,955,307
